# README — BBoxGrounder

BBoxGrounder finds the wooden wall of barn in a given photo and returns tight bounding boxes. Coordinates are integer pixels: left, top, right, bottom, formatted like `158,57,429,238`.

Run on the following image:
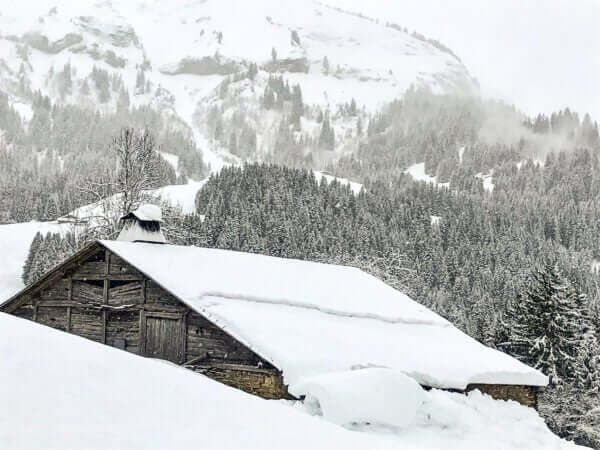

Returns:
8,245,289,400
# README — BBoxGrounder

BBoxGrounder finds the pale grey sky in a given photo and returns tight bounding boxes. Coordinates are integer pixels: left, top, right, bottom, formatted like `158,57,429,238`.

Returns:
326,0,600,120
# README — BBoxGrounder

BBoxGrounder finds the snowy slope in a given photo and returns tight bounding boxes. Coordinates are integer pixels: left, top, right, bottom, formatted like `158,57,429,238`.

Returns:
405,162,450,188
0,0,477,166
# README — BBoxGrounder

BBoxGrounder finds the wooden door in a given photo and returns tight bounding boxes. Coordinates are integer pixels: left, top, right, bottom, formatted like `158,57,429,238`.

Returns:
144,314,184,363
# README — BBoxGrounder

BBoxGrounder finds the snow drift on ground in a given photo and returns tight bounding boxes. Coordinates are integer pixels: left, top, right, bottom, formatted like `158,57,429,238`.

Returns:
102,240,547,390
0,313,584,450
348,389,585,450
291,368,425,427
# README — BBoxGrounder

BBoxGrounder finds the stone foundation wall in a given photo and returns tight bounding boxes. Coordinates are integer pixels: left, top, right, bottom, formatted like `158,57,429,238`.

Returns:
193,364,291,399
466,384,539,408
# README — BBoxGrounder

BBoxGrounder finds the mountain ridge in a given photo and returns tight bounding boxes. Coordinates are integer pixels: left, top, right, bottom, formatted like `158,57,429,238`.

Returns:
0,0,478,167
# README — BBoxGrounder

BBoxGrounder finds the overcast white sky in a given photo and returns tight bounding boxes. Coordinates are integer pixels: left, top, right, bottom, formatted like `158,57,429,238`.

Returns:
326,0,600,120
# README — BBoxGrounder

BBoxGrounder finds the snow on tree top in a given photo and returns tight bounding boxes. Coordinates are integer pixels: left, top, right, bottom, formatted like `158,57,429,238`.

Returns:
101,240,548,389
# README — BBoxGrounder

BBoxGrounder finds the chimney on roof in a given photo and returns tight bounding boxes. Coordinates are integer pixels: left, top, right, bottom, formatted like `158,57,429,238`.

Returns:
116,204,166,244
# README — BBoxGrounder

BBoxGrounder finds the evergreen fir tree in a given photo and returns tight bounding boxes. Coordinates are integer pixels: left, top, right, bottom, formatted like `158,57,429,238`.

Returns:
503,261,590,383
22,232,43,285
319,112,335,150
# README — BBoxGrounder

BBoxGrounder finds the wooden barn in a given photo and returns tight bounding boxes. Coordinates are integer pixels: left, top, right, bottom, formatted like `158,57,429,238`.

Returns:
0,209,548,406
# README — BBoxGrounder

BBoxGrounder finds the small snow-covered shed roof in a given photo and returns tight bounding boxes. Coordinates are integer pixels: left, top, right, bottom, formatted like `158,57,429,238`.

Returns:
127,204,163,222
101,240,548,390
117,204,166,244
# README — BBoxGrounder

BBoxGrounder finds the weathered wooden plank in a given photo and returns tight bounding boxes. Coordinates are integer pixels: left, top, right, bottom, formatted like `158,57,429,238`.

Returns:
145,280,180,306
109,254,142,276
40,278,70,302
36,306,68,331
67,277,72,332
102,310,107,344
72,280,104,304
109,281,142,306
30,300,137,310
76,261,106,275
145,316,184,363
185,311,262,364
144,311,183,320
103,278,108,307
70,308,103,342
182,311,188,363
13,304,34,320
72,274,143,281
142,304,186,314
106,310,140,352
139,309,146,355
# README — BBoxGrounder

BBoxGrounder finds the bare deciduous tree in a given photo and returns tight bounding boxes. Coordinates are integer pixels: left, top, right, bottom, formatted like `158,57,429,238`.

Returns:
77,127,165,238
112,127,163,216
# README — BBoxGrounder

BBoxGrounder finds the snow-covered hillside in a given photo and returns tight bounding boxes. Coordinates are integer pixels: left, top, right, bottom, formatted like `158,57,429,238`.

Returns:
0,0,477,166
0,312,584,449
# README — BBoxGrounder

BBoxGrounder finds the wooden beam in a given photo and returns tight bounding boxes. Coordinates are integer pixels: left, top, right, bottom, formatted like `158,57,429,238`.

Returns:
102,275,109,343
102,310,107,344
144,311,183,320
142,279,147,305
105,249,110,275
103,277,109,306
139,309,146,356
72,274,143,282
31,300,138,310
142,304,186,314
181,311,188,363
66,306,71,332
66,277,73,332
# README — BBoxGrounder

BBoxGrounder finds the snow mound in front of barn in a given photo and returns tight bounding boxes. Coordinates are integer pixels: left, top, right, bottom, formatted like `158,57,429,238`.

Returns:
291,368,426,427
0,312,585,449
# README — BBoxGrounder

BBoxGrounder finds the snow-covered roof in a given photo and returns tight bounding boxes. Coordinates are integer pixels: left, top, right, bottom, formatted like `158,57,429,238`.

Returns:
101,240,548,390
128,204,163,222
